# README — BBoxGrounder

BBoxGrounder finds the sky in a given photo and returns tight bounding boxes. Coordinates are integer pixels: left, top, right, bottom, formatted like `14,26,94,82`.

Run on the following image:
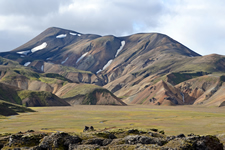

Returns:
0,0,225,56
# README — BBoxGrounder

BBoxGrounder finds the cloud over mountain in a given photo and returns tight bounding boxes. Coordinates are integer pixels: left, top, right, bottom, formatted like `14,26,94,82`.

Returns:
0,0,225,55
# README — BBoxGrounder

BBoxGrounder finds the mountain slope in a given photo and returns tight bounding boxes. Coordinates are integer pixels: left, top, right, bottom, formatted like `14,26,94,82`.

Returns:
0,57,124,106
1,27,225,107
55,83,126,106
0,100,34,116
2,27,200,75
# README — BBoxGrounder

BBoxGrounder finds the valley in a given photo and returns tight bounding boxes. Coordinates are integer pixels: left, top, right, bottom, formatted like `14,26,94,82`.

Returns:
0,105,225,136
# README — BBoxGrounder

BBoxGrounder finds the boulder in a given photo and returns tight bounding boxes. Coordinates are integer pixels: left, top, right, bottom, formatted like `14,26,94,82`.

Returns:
124,135,166,146
38,132,81,149
0,128,223,150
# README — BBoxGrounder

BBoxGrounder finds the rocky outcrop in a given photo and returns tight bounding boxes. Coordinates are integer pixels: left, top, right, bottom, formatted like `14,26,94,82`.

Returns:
0,128,223,150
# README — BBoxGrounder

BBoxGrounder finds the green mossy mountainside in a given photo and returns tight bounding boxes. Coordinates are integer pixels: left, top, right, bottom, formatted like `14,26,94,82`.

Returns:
0,57,125,107
166,71,209,85
17,90,70,107
0,128,223,149
0,67,70,107
0,100,34,116
0,82,21,104
58,84,126,106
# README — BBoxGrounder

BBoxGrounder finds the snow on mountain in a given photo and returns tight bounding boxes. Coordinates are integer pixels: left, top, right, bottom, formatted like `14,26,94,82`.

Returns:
115,41,125,57
56,34,67,38
103,59,113,70
61,57,69,64
77,34,81,36
24,62,31,66
41,65,44,71
96,59,114,74
76,52,88,63
69,32,77,36
17,50,30,55
31,42,47,53
96,69,102,74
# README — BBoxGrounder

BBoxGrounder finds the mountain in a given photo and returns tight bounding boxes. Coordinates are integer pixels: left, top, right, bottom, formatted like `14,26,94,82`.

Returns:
1,27,225,107
0,57,125,107
55,83,126,105
0,100,34,116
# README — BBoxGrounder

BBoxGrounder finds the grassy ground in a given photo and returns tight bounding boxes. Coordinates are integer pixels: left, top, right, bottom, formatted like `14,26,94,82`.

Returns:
0,105,225,136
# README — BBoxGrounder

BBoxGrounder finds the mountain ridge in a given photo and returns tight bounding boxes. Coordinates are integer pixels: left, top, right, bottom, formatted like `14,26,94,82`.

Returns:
0,27,225,107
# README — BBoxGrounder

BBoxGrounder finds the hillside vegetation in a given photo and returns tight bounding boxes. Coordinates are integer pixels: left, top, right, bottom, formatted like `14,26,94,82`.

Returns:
0,100,34,116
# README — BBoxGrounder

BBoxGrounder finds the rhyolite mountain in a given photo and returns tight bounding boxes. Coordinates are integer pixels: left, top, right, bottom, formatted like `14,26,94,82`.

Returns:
1,27,225,107
0,57,126,107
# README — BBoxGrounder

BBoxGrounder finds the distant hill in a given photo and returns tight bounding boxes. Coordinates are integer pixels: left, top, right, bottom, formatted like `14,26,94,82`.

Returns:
0,27,225,107
0,57,125,108
0,100,34,116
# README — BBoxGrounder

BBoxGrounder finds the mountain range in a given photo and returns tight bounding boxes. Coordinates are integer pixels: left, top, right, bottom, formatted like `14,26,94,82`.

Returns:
0,27,225,110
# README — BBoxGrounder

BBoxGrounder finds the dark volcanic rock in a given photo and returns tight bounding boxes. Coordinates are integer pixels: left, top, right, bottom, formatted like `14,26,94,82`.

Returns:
125,135,166,146
176,133,186,138
165,135,223,150
83,126,89,132
38,132,81,149
82,138,112,146
0,128,223,150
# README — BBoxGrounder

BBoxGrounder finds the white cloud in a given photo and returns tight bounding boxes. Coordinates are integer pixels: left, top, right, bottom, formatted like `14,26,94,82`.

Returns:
0,0,224,56
158,0,225,55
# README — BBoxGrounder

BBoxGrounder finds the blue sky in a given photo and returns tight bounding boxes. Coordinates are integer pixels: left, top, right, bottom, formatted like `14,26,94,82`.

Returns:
0,0,225,56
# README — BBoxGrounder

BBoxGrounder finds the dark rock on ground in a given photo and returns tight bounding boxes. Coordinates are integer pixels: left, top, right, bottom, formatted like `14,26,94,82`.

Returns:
108,133,117,139
0,128,223,150
82,138,112,146
125,135,166,146
38,132,81,149
83,126,89,132
164,135,223,150
176,133,186,138
90,126,94,131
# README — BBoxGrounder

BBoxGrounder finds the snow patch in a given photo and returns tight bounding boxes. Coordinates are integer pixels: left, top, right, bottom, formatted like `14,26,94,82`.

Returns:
70,32,77,36
41,65,44,71
190,55,194,57
180,92,185,103
96,59,114,74
115,41,125,57
96,69,102,74
31,42,47,53
24,62,31,67
17,50,30,55
61,57,69,64
77,34,81,36
46,58,51,60
20,55,25,57
103,59,113,70
76,52,88,63
56,34,67,38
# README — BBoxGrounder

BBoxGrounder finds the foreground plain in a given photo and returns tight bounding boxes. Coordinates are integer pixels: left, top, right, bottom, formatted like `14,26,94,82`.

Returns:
0,105,225,135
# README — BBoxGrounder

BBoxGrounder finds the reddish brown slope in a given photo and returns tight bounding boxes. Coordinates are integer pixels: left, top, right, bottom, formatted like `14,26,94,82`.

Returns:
124,80,186,106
